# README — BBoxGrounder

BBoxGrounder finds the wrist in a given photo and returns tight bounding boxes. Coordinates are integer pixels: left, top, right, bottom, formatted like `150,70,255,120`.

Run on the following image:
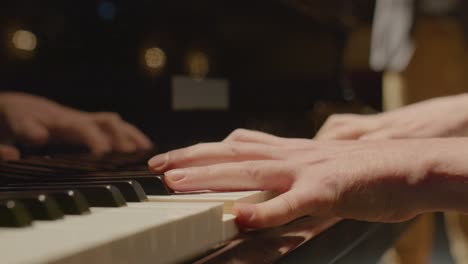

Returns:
451,94,468,134
415,138,468,214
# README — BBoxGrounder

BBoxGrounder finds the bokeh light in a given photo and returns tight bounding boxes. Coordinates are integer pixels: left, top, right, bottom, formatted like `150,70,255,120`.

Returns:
186,51,210,80
12,30,37,51
144,47,166,70
98,1,116,21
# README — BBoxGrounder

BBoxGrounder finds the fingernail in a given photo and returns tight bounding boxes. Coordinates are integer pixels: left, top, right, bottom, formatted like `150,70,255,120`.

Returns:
165,169,186,182
148,154,167,169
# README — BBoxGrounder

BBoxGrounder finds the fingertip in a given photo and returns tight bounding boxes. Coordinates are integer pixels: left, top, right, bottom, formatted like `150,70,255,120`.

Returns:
115,141,138,153
139,140,154,151
148,153,168,171
27,126,50,146
233,203,259,229
138,135,154,149
0,145,20,161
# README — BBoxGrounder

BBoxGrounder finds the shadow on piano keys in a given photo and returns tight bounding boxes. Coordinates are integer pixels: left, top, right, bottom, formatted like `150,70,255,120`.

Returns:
0,152,412,263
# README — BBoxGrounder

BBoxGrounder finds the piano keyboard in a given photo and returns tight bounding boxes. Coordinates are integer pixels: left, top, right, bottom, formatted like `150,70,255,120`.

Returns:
0,153,273,264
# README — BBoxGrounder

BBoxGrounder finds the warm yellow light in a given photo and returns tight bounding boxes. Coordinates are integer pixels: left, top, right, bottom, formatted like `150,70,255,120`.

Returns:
186,51,210,80
145,47,166,70
12,30,37,51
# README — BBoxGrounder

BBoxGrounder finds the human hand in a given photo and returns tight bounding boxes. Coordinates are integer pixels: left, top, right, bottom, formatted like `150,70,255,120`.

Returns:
315,94,468,140
148,129,457,229
0,92,153,154
0,144,20,161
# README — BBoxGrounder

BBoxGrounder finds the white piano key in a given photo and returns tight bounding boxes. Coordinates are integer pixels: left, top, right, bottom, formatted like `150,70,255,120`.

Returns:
148,191,276,213
0,191,274,264
222,214,238,241
0,202,224,264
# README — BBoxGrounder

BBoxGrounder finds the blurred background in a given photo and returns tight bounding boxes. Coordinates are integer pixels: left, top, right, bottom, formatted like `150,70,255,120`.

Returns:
0,0,381,151
4,1,468,264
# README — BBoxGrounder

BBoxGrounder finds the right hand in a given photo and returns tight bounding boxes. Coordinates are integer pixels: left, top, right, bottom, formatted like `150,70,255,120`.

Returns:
315,94,468,140
149,129,462,229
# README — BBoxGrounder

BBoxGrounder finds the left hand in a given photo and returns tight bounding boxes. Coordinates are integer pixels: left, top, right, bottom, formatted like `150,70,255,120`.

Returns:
0,92,153,154
148,129,449,229
315,94,468,140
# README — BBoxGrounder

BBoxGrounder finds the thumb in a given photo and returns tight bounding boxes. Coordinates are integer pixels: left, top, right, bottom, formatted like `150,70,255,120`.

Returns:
0,144,20,161
234,192,306,229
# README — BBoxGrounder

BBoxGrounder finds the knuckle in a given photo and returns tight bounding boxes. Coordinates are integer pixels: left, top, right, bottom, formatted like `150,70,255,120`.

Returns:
326,114,356,126
225,142,241,157
165,150,177,167
168,146,195,166
279,195,297,217
326,114,341,124
226,128,249,141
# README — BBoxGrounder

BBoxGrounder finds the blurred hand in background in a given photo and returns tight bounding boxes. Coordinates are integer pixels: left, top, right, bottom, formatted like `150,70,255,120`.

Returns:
0,92,153,160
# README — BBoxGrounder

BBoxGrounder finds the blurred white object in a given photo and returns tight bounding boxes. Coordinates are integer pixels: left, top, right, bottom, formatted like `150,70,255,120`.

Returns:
370,0,460,72
370,0,415,72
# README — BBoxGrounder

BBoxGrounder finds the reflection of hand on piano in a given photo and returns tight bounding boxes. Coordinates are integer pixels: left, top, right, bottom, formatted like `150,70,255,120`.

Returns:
0,92,152,156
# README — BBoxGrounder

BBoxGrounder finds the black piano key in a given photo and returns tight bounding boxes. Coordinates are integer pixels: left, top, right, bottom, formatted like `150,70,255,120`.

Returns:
8,181,147,202
51,151,156,168
2,171,173,195
43,175,170,195
66,174,171,195
8,158,95,173
58,181,147,202
0,200,32,227
0,193,64,221
0,185,127,207
45,190,91,215
126,175,172,195
0,190,90,215
71,185,126,207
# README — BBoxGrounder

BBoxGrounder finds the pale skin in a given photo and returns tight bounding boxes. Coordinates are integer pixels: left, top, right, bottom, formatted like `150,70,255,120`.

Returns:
148,94,468,230
316,94,468,140
0,92,153,160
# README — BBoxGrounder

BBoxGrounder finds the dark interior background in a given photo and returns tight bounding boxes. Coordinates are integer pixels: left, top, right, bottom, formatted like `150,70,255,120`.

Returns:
0,0,381,152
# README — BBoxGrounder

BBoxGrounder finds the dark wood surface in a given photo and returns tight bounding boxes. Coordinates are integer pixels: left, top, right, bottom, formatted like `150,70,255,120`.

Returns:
195,217,412,264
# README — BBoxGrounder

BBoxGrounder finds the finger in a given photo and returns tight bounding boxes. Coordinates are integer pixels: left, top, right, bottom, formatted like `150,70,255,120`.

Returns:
148,142,282,172
234,191,308,229
93,113,137,153
12,119,50,146
315,114,358,135
0,145,20,161
121,122,153,150
223,129,287,146
359,129,404,140
51,119,112,154
315,126,369,140
315,114,376,140
163,161,295,192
